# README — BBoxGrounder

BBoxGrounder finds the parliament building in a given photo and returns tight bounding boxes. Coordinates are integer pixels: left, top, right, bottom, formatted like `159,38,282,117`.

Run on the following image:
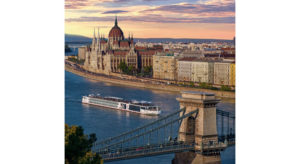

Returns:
83,17,163,75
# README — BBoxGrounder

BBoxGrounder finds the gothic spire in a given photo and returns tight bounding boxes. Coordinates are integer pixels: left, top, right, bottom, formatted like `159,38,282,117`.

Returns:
93,27,96,38
115,15,118,26
97,27,100,39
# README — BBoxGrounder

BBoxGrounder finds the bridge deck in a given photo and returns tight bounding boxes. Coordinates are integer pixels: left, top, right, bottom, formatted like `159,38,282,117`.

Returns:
100,143,194,162
93,108,235,162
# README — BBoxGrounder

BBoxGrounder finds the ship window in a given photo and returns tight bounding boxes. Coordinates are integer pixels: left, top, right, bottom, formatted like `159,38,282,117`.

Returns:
129,105,140,111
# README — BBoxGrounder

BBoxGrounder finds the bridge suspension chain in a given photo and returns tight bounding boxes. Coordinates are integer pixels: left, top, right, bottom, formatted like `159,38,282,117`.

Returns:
216,109,235,142
94,108,186,148
96,109,199,153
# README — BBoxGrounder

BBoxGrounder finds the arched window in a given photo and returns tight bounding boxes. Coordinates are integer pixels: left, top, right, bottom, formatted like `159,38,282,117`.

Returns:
187,116,195,135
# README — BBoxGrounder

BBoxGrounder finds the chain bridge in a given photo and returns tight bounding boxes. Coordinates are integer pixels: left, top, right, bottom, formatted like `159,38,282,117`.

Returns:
92,91,235,163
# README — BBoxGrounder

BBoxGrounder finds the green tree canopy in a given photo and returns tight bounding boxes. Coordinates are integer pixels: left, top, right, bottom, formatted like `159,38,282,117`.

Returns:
143,66,152,77
118,61,128,74
118,62,136,75
65,124,101,164
128,65,134,75
220,85,232,91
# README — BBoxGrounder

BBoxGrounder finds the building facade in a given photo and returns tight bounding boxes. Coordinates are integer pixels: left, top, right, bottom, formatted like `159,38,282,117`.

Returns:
78,47,87,60
153,52,177,80
213,62,231,85
83,17,163,75
83,17,137,75
191,61,214,84
229,63,235,86
136,45,163,70
178,61,193,82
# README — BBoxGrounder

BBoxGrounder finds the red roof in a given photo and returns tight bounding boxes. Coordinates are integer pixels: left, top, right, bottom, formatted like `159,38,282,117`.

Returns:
152,45,163,50
109,25,124,39
120,41,129,47
135,46,147,50
221,47,235,51
179,57,198,61
113,40,119,45
138,50,156,56
113,50,129,56
100,40,107,44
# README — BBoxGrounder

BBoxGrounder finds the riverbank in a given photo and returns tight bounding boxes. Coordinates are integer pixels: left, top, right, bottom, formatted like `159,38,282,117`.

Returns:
65,65,235,98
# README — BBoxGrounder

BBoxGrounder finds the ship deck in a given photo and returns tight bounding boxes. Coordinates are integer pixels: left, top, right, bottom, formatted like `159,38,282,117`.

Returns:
88,96,157,107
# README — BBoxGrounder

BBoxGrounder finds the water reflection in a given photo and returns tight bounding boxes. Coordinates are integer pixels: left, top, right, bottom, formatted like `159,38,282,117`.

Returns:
65,71,235,164
82,103,159,120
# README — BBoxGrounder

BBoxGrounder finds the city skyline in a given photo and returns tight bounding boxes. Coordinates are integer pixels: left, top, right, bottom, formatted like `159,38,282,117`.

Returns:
65,0,235,39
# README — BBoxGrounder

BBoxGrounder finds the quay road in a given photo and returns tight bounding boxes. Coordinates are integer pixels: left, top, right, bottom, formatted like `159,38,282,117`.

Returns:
65,60,180,86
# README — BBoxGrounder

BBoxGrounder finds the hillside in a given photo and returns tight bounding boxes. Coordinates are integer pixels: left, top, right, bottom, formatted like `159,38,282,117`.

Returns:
65,34,233,44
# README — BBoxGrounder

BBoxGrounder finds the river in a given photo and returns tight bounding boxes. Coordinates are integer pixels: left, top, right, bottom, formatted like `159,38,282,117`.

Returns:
65,71,235,164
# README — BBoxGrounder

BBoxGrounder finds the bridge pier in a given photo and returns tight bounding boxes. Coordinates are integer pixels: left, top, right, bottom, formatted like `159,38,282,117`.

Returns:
173,91,221,164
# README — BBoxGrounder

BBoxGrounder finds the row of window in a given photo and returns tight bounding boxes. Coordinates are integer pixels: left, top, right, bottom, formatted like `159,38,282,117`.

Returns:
90,98,119,106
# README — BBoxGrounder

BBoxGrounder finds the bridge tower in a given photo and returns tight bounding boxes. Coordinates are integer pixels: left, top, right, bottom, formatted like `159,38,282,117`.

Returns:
173,91,221,164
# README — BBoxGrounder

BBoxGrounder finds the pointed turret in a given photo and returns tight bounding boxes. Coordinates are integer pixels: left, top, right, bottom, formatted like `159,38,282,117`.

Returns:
97,27,101,51
97,27,100,39
115,16,118,26
92,27,96,50
130,33,134,47
93,27,96,39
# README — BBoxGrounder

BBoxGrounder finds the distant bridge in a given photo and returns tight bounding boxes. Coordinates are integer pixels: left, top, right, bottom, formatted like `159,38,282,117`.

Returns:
92,92,235,163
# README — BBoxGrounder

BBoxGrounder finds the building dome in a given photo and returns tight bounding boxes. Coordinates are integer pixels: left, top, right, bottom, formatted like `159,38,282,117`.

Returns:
109,26,124,38
108,16,124,39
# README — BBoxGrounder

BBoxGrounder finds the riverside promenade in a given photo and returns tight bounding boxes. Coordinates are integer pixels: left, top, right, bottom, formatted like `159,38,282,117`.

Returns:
65,62,235,99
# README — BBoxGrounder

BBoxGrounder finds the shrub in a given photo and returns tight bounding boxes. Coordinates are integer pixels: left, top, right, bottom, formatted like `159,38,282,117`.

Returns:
220,85,231,91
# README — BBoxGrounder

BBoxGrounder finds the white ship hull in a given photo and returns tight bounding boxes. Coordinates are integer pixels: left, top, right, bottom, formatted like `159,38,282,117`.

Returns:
140,109,162,115
82,96,161,115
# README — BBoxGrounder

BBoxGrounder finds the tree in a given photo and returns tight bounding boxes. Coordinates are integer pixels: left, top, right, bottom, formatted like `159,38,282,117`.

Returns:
128,65,134,75
199,82,209,89
189,81,195,87
118,61,128,74
220,85,231,91
143,66,152,77
65,124,102,164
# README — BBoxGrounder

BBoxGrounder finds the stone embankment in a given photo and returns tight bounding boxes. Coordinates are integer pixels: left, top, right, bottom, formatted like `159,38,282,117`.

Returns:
65,65,235,99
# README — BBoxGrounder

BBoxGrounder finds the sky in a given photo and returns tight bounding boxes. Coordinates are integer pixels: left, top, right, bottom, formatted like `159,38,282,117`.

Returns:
65,0,235,39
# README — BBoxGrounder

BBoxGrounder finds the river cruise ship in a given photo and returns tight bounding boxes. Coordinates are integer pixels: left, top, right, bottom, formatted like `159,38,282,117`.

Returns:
82,94,161,115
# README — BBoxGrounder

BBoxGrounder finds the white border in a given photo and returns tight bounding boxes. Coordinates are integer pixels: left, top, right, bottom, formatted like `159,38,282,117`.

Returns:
237,0,300,163
1,0,300,163
0,0,64,163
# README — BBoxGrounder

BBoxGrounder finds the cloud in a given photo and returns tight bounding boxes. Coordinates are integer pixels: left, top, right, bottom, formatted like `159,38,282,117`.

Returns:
143,3,235,15
100,0,132,3
65,15,235,24
65,0,90,9
96,0,187,8
102,10,128,14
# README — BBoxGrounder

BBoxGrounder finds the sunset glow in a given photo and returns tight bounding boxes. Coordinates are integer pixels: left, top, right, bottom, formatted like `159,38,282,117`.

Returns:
65,0,235,39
